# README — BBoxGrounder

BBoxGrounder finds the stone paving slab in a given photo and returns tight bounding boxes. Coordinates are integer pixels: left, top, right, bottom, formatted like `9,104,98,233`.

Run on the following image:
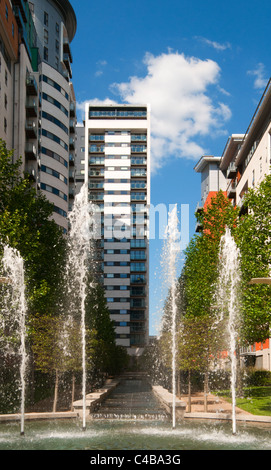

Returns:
0,412,78,422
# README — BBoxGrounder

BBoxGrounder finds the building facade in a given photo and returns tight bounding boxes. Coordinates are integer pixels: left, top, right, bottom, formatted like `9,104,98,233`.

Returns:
0,0,19,150
77,103,151,357
194,155,228,232
28,0,77,232
194,80,271,371
1,1,77,233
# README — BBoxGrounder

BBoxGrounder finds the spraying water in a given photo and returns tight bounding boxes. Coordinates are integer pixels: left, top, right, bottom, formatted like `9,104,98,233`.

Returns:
216,227,241,435
66,183,97,431
2,245,27,436
162,205,181,428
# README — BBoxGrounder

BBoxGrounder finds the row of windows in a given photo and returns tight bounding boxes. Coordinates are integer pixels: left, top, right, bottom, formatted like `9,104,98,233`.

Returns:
42,111,68,134
104,274,146,283
89,109,147,118
40,183,67,201
42,92,69,117
89,133,146,141
42,129,68,151
89,144,147,153
41,165,67,185
41,147,68,168
53,205,67,218
41,75,69,101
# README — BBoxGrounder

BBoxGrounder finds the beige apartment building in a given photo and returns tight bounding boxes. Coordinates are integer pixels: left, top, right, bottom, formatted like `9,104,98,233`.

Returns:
195,80,271,371
0,0,77,234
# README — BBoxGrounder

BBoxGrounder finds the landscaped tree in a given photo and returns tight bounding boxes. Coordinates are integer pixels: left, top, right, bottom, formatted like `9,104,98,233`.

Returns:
0,140,66,316
236,175,271,345
180,191,238,394
85,280,129,382
30,313,97,411
177,314,226,411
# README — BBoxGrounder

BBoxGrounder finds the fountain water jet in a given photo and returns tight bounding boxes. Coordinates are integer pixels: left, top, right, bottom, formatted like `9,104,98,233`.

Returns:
162,205,181,429
66,183,97,431
216,227,241,435
1,245,27,436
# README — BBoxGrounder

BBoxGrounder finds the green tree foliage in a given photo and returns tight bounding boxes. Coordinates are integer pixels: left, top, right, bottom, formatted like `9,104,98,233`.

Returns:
236,175,271,344
0,140,66,315
86,280,129,379
183,191,238,318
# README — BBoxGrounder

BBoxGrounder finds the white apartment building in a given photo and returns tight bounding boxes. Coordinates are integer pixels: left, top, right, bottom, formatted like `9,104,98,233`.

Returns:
80,103,151,357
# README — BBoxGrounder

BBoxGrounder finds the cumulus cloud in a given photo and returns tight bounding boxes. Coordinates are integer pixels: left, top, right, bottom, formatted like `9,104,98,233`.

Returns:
77,51,231,173
111,51,231,171
247,63,268,90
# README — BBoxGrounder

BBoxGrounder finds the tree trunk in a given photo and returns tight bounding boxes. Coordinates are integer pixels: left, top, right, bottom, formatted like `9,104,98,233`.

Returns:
71,373,75,410
236,345,243,398
177,370,181,397
53,369,59,413
187,369,191,413
204,371,208,412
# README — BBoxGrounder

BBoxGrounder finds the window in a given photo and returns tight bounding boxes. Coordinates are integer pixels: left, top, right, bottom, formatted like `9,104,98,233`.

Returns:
131,263,146,272
42,92,68,116
107,298,114,303
5,4,8,21
55,39,59,52
44,29,48,44
42,111,68,134
4,117,7,133
44,11,48,26
44,47,48,61
12,23,14,38
56,23,59,35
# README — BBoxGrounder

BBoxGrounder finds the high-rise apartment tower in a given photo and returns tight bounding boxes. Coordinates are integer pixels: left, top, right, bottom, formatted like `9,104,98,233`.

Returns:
79,103,151,357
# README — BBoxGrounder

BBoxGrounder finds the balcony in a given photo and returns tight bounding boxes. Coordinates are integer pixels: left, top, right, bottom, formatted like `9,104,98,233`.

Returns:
69,154,75,166
25,121,37,139
63,37,73,62
70,102,76,117
227,180,237,199
25,166,37,182
195,202,203,214
26,97,38,117
63,53,72,78
69,170,75,182
69,137,75,150
69,119,76,133
12,0,27,22
226,162,237,179
25,143,37,160
26,73,38,96
195,221,203,233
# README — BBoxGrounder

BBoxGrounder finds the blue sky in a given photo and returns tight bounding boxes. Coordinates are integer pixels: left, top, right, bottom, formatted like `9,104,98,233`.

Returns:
69,0,271,335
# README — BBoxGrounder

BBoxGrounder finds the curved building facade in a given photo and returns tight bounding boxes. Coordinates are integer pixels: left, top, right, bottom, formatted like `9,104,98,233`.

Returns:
29,0,77,231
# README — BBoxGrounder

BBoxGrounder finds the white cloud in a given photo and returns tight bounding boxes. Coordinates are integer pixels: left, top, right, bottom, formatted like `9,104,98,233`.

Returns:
111,51,231,172
248,63,268,90
77,51,231,173
95,60,108,77
196,37,231,51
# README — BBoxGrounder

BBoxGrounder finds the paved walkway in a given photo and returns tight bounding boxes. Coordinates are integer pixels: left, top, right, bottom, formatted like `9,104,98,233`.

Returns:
181,392,250,414
181,392,271,424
